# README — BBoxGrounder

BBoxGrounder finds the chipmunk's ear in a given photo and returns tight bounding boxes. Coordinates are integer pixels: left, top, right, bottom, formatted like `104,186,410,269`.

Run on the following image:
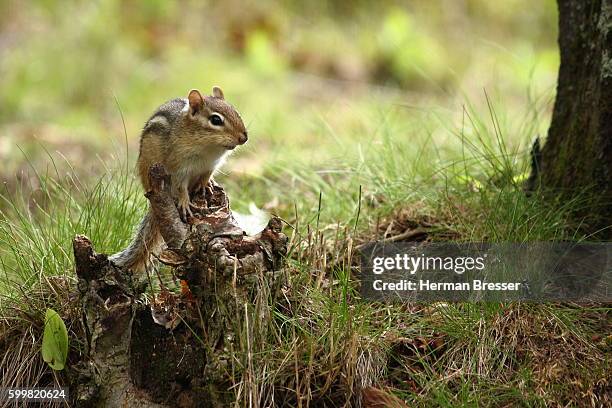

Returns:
188,89,204,115
212,86,225,100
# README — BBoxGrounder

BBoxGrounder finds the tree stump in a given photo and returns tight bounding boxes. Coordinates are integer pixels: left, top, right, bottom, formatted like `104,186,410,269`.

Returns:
71,164,287,407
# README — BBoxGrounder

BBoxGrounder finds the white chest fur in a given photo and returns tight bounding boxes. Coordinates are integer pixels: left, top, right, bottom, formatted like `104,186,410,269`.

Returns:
174,147,230,189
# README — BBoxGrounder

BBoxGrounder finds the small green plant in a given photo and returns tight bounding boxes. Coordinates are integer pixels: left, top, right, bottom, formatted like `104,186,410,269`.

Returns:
41,308,68,371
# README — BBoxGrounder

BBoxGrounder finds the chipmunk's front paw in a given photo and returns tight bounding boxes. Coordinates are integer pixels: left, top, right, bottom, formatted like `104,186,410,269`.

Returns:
205,183,215,198
177,193,194,222
195,180,214,200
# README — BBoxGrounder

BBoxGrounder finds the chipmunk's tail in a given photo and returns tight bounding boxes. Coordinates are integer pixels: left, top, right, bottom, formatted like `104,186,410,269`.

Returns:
109,210,163,273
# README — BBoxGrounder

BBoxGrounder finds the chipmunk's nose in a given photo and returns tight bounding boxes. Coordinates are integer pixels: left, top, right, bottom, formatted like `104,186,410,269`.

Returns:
238,131,248,145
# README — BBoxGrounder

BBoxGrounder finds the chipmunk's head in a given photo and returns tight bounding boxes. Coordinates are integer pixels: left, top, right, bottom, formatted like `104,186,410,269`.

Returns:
185,87,248,150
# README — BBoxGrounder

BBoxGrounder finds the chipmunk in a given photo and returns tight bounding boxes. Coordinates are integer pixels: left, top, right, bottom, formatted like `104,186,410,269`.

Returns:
110,86,248,273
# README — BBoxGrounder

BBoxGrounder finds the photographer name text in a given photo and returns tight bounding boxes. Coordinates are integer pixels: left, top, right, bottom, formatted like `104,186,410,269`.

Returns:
372,279,521,291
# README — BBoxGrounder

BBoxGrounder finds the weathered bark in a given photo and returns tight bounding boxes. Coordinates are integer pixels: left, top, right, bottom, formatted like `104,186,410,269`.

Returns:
536,0,612,236
70,164,287,407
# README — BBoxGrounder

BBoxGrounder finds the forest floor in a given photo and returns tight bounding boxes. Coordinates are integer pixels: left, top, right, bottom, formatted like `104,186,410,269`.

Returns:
1,79,609,406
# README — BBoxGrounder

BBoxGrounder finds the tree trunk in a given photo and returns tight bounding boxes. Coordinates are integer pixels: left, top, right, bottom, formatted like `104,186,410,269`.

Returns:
536,0,612,237
70,164,287,407
534,0,612,238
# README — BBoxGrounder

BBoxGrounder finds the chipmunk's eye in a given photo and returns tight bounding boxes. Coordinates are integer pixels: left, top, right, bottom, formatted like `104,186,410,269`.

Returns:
209,114,224,127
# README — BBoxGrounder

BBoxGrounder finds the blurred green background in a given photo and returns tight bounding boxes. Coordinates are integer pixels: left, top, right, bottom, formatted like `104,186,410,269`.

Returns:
0,0,558,188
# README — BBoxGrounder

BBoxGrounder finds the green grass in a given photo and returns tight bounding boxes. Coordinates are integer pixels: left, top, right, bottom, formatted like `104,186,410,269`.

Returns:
1,93,609,406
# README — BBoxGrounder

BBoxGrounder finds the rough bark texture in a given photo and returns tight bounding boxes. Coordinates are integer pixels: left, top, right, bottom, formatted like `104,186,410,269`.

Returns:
70,164,287,407
538,0,612,236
